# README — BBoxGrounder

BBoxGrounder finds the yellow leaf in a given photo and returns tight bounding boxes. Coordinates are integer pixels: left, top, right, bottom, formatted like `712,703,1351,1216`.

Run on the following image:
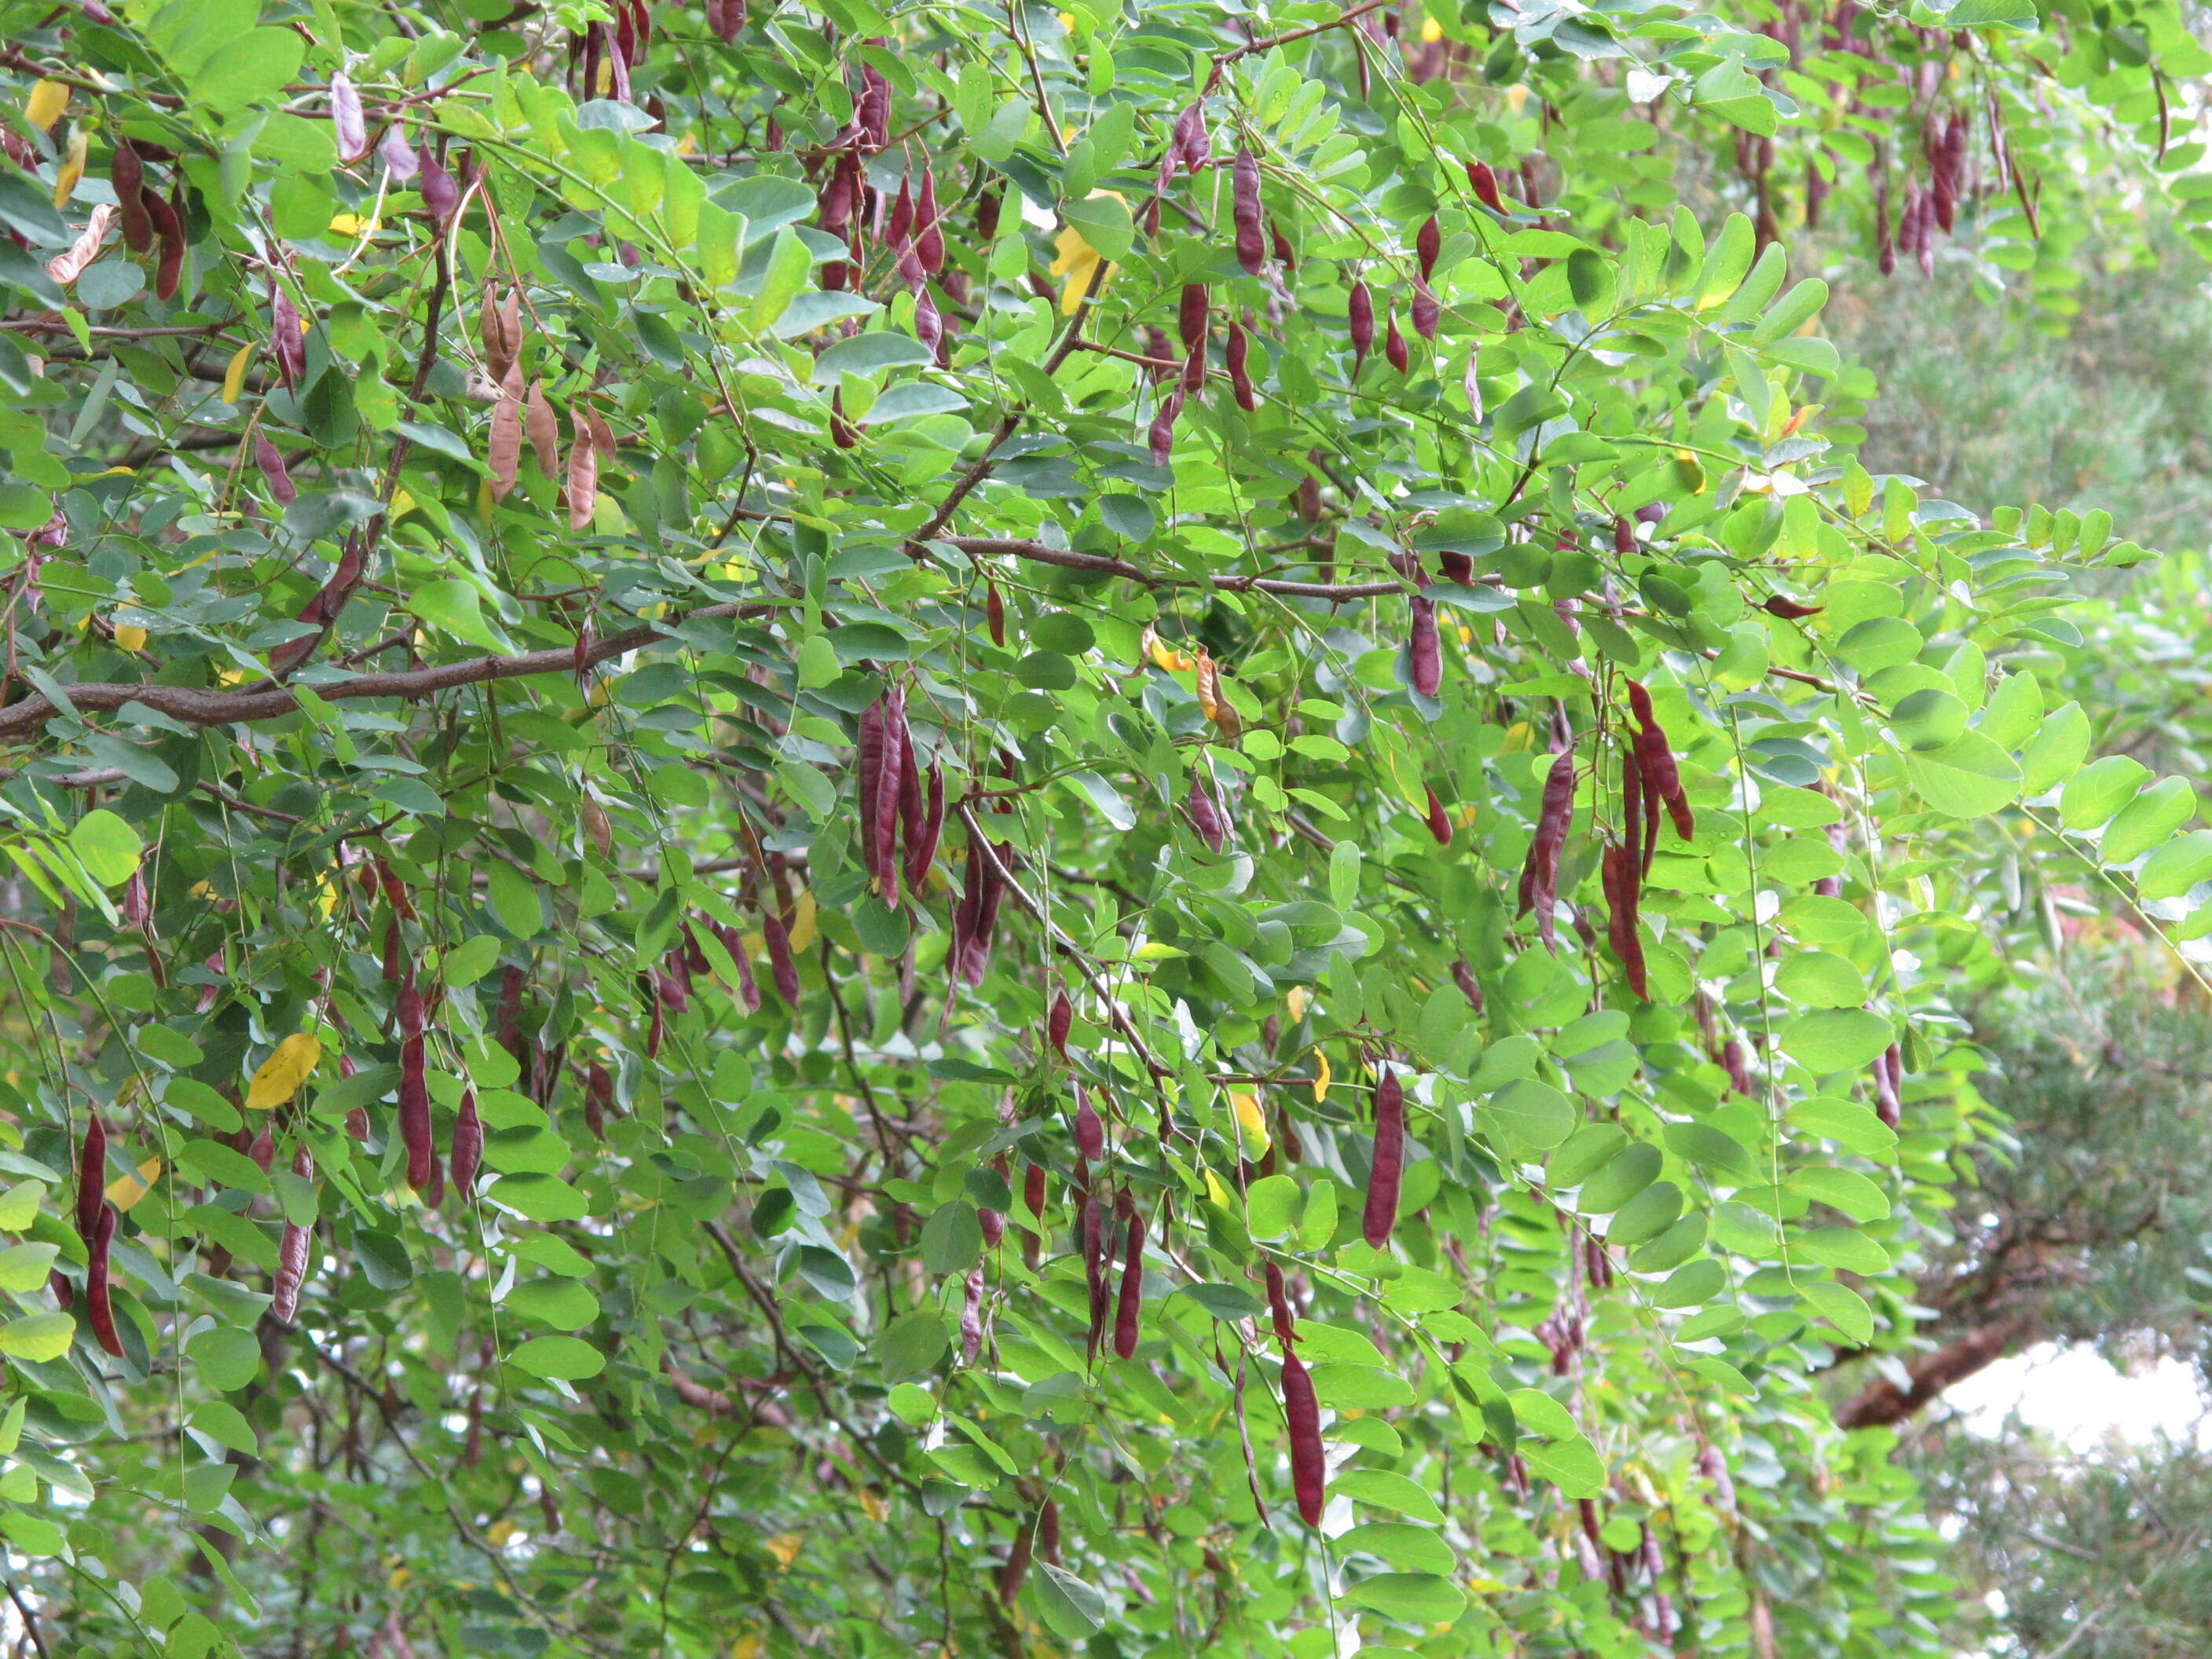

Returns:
1421,15,1444,39
106,1157,161,1211
765,1533,802,1569
1049,225,1109,317
114,624,147,652
52,128,86,209
389,488,417,518
328,213,367,236
859,1489,887,1523
1202,1167,1231,1207
313,872,339,919
1143,624,1194,673
487,1519,516,1545
788,890,819,951
216,667,247,686
1230,1090,1270,1159
1505,84,1530,114
246,1032,323,1111
732,1637,761,1659
387,1565,410,1591
1285,985,1307,1022
220,343,254,405
24,81,68,131
1313,1051,1331,1102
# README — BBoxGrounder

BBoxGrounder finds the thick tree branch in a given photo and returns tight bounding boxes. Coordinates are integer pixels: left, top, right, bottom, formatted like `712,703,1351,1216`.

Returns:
1833,1315,2034,1430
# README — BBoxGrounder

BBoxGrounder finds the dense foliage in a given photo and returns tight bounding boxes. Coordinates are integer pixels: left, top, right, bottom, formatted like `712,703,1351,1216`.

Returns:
0,0,2207,1655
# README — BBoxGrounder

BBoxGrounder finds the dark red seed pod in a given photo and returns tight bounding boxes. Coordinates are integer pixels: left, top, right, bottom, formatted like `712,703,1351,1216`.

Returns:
985,581,1006,646
1173,100,1210,174
1408,595,1441,697
76,1114,107,1240
1074,1088,1107,1161
1602,844,1649,998
980,1201,1005,1250
1452,958,1484,1012
1467,159,1507,214
1613,514,1637,558
1269,220,1295,269
1424,785,1452,847
1873,1042,1903,1129
1415,214,1441,280
273,1147,313,1320
998,1518,1033,1604
1762,593,1822,619
111,140,152,255
1623,738,1646,881
1048,991,1072,1061
1082,1196,1111,1359
1024,1163,1047,1223
1148,385,1184,467
86,1207,123,1358
1225,320,1257,412
1362,1066,1404,1249
451,1088,484,1196
397,976,427,1042
895,712,925,871
1412,278,1439,341
1232,148,1265,276
1519,750,1576,948
1385,311,1408,373
1177,284,1208,353
976,185,1002,241
1265,1261,1298,1348
1181,339,1207,394
1627,681,1694,840
1348,280,1374,373
1112,1199,1144,1359
876,692,908,908
1282,1350,1325,1525
1439,550,1474,584
961,1262,986,1364
966,840,1009,984
398,1035,434,1191
855,700,889,890
916,168,944,275
255,431,298,506
886,173,915,251
381,911,404,983
1039,1498,1061,1564
761,909,801,1004
49,1269,71,1312
1186,773,1226,852
905,760,944,891
248,1128,274,1174
148,186,185,302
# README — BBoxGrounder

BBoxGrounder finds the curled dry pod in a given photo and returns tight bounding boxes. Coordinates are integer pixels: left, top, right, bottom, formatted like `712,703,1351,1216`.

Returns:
399,1035,435,1190
1047,990,1072,1061
331,71,368,163
1281,1350,1325,1525
565,413,599,530
489,369,525,497
1265,1261,1297,1347
986,580,1006,647
1423,785,1452,847
1186,773,1226,853
1232,148,1265,276
1177,284,1208,353
273,1146,314,1321
1384,311,1409,374
1362,1064,1404,1249
1408,595,1441,697
86,1207,123,1358
1347,280,1374,373
1074,1087,1107,1161
523,379,560,477
76,1112,108,1240
1225,320,1258,412
1112,1199,1144,1360
451,1088,484,1196
111,139,152,255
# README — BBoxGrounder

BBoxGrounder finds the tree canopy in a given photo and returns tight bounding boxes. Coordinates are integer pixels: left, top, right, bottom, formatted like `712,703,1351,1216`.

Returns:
0,0,2206,1654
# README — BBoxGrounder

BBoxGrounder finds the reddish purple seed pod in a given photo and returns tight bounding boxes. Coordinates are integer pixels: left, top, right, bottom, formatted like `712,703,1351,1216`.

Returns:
399,1035,434,1191
1232,148,1265,276
452,1089,484,1196
76,1114,107,1240
1348,280,1374,373
1424,786,1452,847
1148,386,1184,467
1177,284,1208,353
1186,774,1226,852
1467,159,1506,214
986,582,1006,647
1282,1350,1324,1525
1415,214,1440,280
273,1147,313,1320
1265,1261,1297,1348
1074,1088,1107,1160
1409,595,1441,697
905,760,944,891
86,1207,123,1358
1173,100,1210,174
1225,320,1257,412
1113,1201,1145,1359
917,167,944,275
1385,311,1408,373
1024,1163,1047,1224
1362,1066,1404,1248
761,909,801,1004
1412,279,1439,341
1047,991,1072,1061
1627,681,1694,840
331,71,368,163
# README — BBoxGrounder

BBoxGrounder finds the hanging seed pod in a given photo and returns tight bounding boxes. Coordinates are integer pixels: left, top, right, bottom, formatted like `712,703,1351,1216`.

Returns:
269,284,307,389
1186,773,1227,852
1467,159,1507,214
760,906,801,1004
1232,148,1265,276
1225,320,1258,412
985,581,1006,646
418,145,460,230
976,184,1002,240
886,174,914,252
273,1147,314,1320
1415,214,1441,280
1873,1042,1903,1129
874,690,910,909
1411,278,1440,341
998,1518,1033,1604
451,1089,483,1196
1181,340,1206,395
1348,280,1374,373
1282,1350,1325,1525
331,71,368,163
1408,595,1441,697
904,761,944,891
1423,786,1452,847
1265,1262,1298,1347
1148,386,1184,467
1112,1198,1145,1359
147,186,185,301
1623,738,1646,881
1518,749,1576,949
1269,220,1295,269
1074,1088,1107,1161
1173,100,1210,174
1082,1196,1111,1359
706,0,746,42
75,1114,107,1239
915,167,945,275
1177,284,1208,353
1602,844,1649,998
111,139,151,255
398,1035,435,1190
961,1262,986,1364
86,1207,123,1358
248,1127,275,1174
895,709,925,877
1626,681,1694,840
253,430,298,507
1762,593,1822,620
1362,1065,1404,1249
855,699,889,891
1452,958,1484,1012
1384,310,1409,373
1047,991,1072,1061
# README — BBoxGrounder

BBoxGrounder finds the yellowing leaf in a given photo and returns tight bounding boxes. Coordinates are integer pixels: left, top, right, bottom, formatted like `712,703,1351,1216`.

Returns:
788,890,819,951
765,1533,802,1569
246,1032,323,1111
106,1157,162,1211
222,343,254,405
389,488,418,518
487,1519,516,1545
1313,1051,1331,1102
1230,1090,1270,1159
1202,1167,1232,1207
1421,14,1444,38
1049,225,1109,317
24,81,68,130
328,213,367,235
53,128,87,209
859,1489,887,1523
113,624,148,652
732,1636,761,1659
1285,985,1307,1022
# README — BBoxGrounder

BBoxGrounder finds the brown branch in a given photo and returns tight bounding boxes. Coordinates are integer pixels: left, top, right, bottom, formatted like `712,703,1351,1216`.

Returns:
1833,1315,2033,1430
945,537,1407,600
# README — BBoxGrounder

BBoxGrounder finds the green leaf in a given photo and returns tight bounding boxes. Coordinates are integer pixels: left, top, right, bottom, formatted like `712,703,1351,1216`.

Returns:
1342,1573,1467,1626
1903,731,2021,819
2139,830,2212,899
506,1335,607,1380
1780,1009,1892,1073
2019,701,2091,797
2059,755,2150,832
0,1311,74,1362
751,229,813,331
1785,1166,1892,1222
2101,775,2195,865
1800,1280,1875,1344
411,578,514,653
69,809,142,887
1031,1562,1107,1639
